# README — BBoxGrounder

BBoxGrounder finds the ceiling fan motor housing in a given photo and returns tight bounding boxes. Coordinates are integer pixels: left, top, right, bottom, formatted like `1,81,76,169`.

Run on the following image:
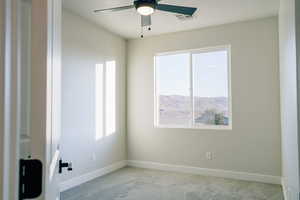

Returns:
134,0,157,10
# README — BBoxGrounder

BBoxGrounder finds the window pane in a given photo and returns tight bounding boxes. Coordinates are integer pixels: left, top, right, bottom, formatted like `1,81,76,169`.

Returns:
105,61,116,135
192,50,229,126
156,53,191,126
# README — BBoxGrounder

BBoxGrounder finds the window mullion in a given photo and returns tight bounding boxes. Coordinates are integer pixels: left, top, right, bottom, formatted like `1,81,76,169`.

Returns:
189,53,194,128
155,58,159,126
103,63,106,136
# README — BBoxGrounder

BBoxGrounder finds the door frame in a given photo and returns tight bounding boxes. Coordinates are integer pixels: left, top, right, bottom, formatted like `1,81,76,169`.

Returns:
1,0,7,198
1,0,60,199
1,0,19,199
0,0,3,196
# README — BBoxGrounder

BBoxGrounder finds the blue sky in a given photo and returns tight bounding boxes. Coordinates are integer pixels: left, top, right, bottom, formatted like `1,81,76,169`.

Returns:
156,50,228,97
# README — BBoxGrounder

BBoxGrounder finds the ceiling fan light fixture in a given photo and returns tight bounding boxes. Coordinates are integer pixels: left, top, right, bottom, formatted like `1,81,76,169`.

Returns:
134,1,156,16
137,5,154,15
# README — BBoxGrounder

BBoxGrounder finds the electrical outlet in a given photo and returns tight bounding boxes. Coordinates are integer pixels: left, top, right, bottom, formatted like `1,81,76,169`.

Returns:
206,152,212,160
92,153,96,161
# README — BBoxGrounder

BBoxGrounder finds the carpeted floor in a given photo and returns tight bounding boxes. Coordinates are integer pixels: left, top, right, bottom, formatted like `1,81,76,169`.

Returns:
61,167,283,200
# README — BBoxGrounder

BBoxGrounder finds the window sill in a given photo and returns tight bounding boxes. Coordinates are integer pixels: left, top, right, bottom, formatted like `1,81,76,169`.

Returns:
154,124,232,130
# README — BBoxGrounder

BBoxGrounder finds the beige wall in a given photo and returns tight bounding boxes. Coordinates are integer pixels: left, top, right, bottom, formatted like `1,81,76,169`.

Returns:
60,10,127,182
127,17,281,176
279,0,300,198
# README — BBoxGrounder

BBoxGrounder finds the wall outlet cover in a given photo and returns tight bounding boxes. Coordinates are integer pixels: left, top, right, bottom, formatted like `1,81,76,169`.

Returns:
206,152,212,160
92,154,96,161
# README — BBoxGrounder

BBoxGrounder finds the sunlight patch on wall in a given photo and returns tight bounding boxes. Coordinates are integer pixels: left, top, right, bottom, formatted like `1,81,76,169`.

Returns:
105,61,116,136
95,61,116,140
95,64,104,140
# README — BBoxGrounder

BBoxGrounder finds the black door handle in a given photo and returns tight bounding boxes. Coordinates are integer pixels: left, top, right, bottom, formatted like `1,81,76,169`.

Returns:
59,159,72,174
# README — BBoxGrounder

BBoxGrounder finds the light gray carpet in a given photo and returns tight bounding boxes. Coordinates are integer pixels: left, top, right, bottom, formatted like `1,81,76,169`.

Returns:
61,167,283,200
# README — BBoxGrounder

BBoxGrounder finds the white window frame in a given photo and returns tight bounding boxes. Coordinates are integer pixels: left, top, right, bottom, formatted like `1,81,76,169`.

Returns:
154,45,232,130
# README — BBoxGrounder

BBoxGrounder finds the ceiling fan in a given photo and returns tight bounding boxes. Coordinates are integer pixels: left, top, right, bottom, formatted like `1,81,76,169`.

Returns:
94,0,198,37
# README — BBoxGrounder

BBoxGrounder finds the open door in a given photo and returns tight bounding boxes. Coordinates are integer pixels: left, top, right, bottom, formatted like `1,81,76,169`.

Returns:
16,0,62,199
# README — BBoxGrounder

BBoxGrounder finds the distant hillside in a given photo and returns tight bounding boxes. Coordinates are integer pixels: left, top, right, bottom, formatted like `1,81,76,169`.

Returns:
159,95,228,125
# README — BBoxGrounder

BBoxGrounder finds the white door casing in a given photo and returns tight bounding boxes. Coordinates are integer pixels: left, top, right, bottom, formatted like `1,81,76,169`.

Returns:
2,0,62,199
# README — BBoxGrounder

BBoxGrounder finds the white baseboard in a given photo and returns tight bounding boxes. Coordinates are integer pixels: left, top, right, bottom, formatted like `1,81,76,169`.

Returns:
281,177,300,200
59,160,127,192
127,160,281,185
282,178,288,200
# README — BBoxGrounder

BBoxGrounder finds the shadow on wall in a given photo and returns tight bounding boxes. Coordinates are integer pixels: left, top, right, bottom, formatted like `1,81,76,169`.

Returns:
95,61,116,141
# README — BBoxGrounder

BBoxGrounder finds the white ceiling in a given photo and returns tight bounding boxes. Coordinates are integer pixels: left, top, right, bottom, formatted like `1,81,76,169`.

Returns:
62,0,279,39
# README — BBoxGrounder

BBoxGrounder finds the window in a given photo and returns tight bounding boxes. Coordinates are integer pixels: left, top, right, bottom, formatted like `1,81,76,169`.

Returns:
95,61,116,140
155,46,231,129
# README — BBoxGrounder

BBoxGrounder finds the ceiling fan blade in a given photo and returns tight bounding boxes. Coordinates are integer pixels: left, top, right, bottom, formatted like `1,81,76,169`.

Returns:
141,15,151,27
94,5,134,13
156,4,197,16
